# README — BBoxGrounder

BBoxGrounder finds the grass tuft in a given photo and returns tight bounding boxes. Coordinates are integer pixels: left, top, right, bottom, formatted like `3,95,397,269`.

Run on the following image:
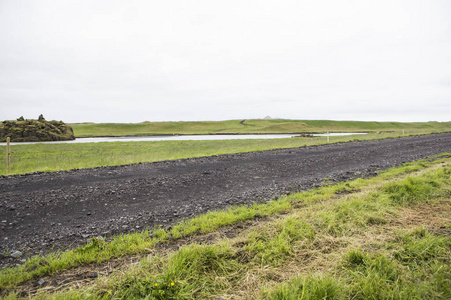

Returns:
343,248,366,267
269,274,344,300
383,166,451,206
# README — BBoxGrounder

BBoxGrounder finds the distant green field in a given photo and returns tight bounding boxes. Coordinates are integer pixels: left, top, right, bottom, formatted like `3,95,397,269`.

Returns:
70,119,451,137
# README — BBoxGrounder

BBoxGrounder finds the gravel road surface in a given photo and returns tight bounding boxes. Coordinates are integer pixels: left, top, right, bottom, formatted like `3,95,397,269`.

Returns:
1,133,450,268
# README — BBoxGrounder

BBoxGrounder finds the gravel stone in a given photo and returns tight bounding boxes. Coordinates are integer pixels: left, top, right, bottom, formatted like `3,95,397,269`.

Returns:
10,251,22,258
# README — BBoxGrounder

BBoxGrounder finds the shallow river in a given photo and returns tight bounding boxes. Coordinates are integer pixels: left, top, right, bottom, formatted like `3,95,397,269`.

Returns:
1,133,367,145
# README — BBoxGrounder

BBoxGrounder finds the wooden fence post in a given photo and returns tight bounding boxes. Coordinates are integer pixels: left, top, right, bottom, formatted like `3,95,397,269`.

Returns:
6,137,10,174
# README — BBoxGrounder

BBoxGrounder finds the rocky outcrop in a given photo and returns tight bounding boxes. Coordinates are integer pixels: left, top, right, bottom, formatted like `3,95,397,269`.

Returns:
0,115,75,142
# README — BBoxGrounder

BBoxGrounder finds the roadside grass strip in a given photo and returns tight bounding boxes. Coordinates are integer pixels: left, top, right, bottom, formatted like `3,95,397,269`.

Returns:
0,131,446,176
1,155,450,299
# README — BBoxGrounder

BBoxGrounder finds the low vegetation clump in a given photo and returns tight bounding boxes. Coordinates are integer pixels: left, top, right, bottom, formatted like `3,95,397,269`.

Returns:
0,115,75,142
0,154,450,299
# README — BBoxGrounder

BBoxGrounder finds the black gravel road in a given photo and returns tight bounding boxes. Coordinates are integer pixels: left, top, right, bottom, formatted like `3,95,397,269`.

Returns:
1,133,450,269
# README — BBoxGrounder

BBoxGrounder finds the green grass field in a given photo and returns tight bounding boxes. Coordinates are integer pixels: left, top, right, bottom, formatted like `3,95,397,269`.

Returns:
70,119,451,137
1,155,450,299
1,119,449,176
0,130,445,176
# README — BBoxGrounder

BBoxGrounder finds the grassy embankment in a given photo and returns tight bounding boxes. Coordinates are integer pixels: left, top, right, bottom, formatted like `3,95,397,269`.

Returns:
70,119,451,137
1,154,450,299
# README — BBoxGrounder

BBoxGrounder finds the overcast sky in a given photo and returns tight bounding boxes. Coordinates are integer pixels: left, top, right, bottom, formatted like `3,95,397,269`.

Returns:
1,0,450,123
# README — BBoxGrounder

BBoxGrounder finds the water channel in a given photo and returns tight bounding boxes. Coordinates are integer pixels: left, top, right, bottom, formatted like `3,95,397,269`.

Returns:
1,133,368,145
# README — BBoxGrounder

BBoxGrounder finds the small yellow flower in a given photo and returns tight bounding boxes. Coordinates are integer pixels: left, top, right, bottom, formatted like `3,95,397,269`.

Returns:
154,283,158,287
171,282,175,286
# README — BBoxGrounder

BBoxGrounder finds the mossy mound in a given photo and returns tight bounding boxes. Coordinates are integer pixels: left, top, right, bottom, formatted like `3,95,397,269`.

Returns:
0,115,75,142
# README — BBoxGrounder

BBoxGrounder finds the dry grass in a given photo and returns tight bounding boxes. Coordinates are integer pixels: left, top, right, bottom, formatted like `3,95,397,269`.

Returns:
232,201,450,299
